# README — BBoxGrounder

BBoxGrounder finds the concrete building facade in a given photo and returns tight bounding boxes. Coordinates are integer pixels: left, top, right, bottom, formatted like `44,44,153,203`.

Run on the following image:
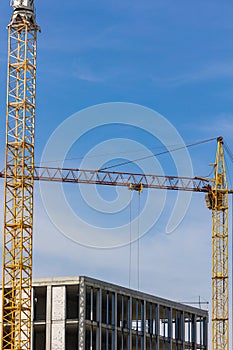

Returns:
1,276,208,349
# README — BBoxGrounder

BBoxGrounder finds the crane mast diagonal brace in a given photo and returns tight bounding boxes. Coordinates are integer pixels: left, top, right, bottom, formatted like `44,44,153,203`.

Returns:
1,1,39,349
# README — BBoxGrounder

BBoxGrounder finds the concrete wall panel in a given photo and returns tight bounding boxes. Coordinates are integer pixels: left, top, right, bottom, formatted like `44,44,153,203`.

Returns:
51,286,65,349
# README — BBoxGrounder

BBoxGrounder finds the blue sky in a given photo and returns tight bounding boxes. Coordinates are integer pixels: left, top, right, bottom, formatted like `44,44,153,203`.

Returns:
0,0,233,347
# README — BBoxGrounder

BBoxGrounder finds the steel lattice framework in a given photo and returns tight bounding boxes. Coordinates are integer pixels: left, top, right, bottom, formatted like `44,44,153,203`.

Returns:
0,166,213,192
210,137,228,350
1,3,39,349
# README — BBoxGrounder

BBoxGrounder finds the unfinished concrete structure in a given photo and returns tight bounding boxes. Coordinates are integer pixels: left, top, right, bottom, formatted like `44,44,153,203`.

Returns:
1,276,208,349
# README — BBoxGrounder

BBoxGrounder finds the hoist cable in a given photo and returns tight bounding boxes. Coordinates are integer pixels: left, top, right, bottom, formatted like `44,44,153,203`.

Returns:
100,137,217,171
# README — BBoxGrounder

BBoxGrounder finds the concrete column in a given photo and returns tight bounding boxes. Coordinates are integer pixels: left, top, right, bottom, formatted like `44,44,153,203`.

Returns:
203,317,208,349
78,277,86,350
181,311,185,350
142,300,146,350
46,285,52,350
168,307,172,350
192,314,197,350
129,296,132,350
155,304,160,350
114,292,117,349
51,285,66,350
97,288,102,350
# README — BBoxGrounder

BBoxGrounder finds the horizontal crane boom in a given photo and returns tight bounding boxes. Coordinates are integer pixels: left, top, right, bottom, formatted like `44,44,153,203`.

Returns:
0,166,213,192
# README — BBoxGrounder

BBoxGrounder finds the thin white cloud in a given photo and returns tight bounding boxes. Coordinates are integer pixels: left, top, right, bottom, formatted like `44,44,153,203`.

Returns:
151,61,233,87
41,57,233,86
182,113,233,138
72,60,114,83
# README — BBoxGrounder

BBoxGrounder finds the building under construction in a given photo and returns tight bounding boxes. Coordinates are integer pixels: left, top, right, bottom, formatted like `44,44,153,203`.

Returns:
0,276,208,350
1,0,229,349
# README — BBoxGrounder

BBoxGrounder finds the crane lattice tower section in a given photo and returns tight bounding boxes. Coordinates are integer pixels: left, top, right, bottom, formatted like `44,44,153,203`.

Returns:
211,138,229,350
1,1,39,349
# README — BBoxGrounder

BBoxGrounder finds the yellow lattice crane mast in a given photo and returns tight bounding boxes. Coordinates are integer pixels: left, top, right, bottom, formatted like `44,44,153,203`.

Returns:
0,5,229,350
1,1,39,349
206,136,229,350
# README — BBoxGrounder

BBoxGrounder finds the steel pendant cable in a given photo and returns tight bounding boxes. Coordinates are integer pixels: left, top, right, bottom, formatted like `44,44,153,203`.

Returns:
100,137,217,171
129,192,132,289
137,191,141,291
223,141,233,348
231,194,233,350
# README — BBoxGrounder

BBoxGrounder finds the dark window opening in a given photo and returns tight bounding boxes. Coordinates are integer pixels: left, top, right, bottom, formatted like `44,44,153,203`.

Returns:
33,325,46,350
65,323,78,350
34,287,46,321
66,285,79,320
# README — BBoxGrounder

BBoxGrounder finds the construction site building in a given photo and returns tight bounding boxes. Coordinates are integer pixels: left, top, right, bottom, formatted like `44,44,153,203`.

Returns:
0,276,208,349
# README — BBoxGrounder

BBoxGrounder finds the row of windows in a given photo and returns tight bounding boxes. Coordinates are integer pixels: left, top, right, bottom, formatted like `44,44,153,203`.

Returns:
33,323,205,350
34,285,79,321
32,284,207,349
85,286,207,346
33,324,78,350
85,324,206,350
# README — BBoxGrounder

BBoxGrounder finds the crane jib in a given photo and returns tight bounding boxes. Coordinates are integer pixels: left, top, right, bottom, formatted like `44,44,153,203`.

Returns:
0,166,215,193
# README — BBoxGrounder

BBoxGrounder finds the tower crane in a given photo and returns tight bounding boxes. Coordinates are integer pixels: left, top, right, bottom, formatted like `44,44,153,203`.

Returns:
1,0,39,349
0,1,229,350
1,138,230,349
